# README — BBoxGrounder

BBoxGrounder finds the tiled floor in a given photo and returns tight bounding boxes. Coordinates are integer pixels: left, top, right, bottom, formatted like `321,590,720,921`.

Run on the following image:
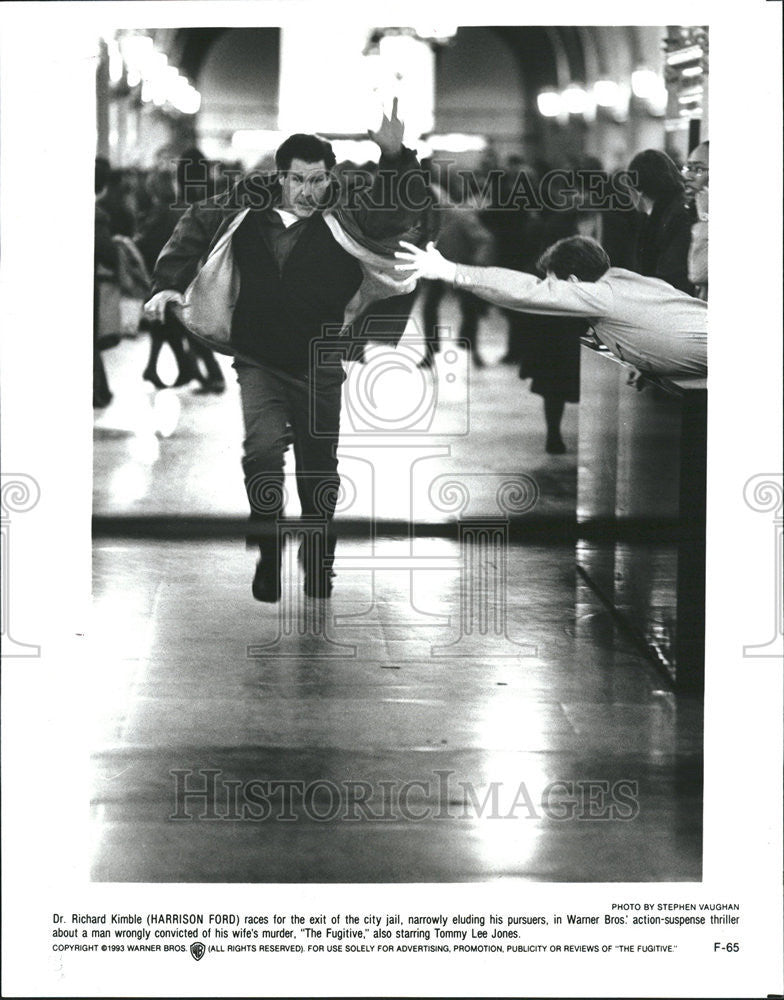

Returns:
91,295,702,882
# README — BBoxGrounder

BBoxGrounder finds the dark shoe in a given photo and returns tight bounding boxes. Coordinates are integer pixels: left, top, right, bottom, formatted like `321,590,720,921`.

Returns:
545,435,567,455
97,333,121,351
93,390,113,408
173,359,202,387
417,354,435,370
471,353,486,368
142,367,167,390
252,554,281,603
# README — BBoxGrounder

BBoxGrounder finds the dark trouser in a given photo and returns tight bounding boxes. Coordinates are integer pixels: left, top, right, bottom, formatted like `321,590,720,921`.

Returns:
188,337,225,383
503,309,528,364
234,360,343,559
422,281,483,358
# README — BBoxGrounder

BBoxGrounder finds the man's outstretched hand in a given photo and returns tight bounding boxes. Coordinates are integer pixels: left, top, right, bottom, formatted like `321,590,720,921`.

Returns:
368,96,404,157
144,289,185,323
395,241,457,283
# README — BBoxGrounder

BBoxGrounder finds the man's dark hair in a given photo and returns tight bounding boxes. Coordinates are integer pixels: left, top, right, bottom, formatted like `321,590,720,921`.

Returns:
275,133,336,172
537,236,611,282
627,148,684,201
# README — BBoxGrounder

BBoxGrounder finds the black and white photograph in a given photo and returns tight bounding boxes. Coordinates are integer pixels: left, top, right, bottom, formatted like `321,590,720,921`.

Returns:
0,2,781,998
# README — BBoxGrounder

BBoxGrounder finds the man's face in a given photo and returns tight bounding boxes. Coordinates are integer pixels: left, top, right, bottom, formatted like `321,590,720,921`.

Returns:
682,144,709,198
278,158,331,218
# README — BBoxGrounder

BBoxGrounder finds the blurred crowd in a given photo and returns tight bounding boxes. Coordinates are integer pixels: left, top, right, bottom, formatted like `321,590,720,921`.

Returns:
93,148,243,407
94,139,708,453
414,141,708,450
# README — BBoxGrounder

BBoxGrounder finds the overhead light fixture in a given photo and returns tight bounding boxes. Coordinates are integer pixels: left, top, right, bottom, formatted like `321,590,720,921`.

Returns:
562,85,589,115
105,36,124,84
119,33,154,76
631,68,668,117
593,80,620,107
115,31,201,115
537,90,562,118
666,45,703,66
631,68,660,99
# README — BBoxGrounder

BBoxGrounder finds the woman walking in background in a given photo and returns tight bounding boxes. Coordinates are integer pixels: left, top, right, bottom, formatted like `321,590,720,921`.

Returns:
135,169,204,389
627,148,694,295
514,170,591,454
135,149,227,392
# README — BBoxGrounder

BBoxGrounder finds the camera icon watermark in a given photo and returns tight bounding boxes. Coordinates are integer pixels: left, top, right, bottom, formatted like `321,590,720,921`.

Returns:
245,468,541,662
310,315,471,438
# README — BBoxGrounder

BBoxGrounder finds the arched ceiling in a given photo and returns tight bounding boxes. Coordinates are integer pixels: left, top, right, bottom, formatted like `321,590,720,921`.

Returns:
161,26,661,97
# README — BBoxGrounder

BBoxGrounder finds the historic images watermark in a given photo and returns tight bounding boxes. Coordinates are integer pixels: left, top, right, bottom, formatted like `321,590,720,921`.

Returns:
173,166,640,216
1,473,41,658
742,474,783,659
169,768,640,824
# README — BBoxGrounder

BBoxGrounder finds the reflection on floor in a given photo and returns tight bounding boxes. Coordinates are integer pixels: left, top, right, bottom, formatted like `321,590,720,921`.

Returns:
91,299,702,882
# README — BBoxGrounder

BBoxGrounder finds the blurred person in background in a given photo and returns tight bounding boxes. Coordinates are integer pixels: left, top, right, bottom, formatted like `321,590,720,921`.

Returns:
682,141,709,301
513,166,590,454
135,169,206,388
171,148,227,393
101,168,137,238
480,154,539,365
419,175,494,369
135,148,228,392
94,157,118,407
627,148,694,294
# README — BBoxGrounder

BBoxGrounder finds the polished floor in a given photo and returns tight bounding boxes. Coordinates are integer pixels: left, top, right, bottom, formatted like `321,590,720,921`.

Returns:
91,295,702,882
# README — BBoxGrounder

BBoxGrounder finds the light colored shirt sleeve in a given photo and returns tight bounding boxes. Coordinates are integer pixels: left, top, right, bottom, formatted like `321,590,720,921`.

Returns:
453,265,612,318
687,220,708,288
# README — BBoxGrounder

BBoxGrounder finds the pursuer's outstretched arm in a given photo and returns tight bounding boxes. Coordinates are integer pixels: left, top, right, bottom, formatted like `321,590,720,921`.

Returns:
395,241,611,318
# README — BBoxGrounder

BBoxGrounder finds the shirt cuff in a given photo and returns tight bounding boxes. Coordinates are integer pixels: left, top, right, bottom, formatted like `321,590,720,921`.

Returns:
452,264,469,287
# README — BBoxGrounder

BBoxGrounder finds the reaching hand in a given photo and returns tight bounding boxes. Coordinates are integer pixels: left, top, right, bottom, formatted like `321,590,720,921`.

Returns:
144,289,185,324
368,96,404,157
395,241,457,283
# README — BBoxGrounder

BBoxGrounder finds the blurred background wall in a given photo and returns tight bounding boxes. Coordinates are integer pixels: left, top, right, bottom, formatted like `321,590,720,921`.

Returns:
96,24,708,171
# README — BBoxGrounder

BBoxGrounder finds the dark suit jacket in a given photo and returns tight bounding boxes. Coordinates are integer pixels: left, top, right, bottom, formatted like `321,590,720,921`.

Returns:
634,192,694,295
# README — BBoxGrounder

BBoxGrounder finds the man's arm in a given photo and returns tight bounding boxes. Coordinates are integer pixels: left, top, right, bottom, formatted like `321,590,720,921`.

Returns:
144,199,228,322
150,200,226,295
395,242,612,318
344,98,431,241
454,265,612,316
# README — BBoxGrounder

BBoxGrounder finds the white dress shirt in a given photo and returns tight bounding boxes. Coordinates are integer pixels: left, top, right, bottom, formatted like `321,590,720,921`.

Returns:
453,265,707,376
